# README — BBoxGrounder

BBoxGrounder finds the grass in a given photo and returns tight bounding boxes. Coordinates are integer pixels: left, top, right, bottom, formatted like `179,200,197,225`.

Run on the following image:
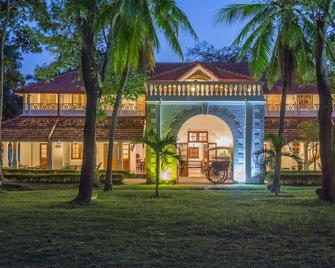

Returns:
0,184,334,267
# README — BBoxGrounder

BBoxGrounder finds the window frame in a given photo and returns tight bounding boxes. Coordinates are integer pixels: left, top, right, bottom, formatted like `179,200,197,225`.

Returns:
71,142,83,160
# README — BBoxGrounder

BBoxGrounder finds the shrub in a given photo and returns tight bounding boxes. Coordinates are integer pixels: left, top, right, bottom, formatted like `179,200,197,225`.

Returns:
4,172,124,184
265,171,322,186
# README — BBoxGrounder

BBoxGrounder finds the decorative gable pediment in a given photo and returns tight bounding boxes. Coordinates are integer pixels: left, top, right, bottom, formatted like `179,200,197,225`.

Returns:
178,64,219,82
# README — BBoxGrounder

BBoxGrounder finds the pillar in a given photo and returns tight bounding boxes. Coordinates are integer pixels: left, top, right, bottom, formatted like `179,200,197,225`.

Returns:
12,142,18,169
47,141,53,170
2,142,8,168
117,142,123,170
304,142,309,171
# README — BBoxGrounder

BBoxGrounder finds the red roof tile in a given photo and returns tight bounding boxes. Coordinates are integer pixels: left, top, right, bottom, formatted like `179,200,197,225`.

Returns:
14,62,319,94
15,71,84,94
148,62,254,82
1,116,145,141
265,117,318,140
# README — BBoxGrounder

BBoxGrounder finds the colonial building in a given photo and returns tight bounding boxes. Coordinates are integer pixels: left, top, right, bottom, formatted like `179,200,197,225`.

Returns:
1,62,324,183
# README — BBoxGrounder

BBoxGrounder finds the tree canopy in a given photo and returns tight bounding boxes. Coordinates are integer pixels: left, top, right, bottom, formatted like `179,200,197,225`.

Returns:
186,41,249,63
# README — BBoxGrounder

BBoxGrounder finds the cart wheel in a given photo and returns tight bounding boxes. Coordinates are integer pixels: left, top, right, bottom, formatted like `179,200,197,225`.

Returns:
207,168,227,184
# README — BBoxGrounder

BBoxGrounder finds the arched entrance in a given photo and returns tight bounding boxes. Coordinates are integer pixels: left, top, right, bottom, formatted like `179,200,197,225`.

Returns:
176,114,234,181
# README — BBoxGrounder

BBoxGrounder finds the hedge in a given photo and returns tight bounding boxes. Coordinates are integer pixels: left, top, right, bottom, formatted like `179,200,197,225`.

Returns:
4,172,124,184
265,171,322,186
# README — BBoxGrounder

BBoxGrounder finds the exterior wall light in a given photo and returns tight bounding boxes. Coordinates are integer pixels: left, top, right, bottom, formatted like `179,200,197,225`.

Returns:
55,141,62,149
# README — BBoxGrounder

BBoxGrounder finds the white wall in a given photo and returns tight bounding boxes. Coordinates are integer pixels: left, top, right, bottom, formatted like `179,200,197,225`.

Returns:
52,142,64,169
177,114,233,147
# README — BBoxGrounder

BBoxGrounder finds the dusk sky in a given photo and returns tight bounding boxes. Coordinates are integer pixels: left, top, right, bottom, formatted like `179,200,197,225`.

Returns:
21,0,251,76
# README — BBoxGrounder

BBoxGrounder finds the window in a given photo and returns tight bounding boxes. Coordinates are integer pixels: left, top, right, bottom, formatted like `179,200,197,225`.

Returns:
266,95,281,111
122,143,130,160
40,94,57,104
198,132,208,142
188,131,208,142
188,132,197,142
72,94,86,105
40,144,47,158
298,94,313,107
188,148,199,158
292,142,300,155
71,142,83,159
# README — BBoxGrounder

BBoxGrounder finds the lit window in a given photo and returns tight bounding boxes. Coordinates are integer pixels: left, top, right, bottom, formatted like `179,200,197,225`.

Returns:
298,94,313,107
72,94,86,105
122,144,130,160
198,132,208,142
188,132,197,142
292,142,300,155
71,142,83,159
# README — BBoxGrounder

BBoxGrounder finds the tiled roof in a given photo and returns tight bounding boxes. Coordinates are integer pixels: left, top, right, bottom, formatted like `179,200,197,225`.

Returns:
15,70,84,94
265,117,318,140
14,62,319,94
1,116,145,141
263,81,318,94
148,62,254,82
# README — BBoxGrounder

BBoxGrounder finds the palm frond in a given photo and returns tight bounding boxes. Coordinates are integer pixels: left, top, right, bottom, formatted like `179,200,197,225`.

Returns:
215,4,266,25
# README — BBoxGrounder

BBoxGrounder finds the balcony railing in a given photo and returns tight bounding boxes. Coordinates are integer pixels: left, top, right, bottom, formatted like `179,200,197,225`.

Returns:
146,81,263,100
23,102,145,116
266,104,320,112
265,103,335,116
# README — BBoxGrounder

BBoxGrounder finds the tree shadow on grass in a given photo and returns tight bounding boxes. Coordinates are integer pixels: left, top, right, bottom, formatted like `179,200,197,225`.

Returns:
209,185,267,192
0,183,33,191
293,198,334,207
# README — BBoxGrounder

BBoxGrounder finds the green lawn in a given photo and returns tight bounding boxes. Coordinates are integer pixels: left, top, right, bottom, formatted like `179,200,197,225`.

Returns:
0,184,334,267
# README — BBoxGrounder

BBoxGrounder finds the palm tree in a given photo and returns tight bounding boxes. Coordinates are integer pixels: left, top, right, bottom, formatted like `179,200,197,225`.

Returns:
255,133,303,192
216,1,312,194
134,129,178,198
104,0,197,191
302,0,335,201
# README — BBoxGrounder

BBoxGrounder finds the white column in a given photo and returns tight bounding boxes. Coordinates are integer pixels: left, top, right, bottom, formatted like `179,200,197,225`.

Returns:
12,142,18,169
117,142,123,170
2,142,8,168
303,142,309,171
47,141,52,170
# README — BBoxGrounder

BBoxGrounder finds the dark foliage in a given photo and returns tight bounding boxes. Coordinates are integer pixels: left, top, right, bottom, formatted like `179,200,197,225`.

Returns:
186,41,249,63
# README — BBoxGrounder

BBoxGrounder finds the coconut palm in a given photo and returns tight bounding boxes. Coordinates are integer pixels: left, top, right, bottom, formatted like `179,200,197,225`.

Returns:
216,0,313,194
134,129,178,198
103,0,197,191
255,133,303,193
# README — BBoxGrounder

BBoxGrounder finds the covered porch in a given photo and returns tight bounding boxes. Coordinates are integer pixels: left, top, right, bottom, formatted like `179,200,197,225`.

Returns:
1,116,146,174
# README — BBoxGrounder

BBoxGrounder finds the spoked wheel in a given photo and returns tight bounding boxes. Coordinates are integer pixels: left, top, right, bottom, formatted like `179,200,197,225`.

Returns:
206,167,228,184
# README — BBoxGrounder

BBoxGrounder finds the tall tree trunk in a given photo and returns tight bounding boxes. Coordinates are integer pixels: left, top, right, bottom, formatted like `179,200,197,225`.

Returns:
72,3,99,204
104,66,129,191
155,152,160,198
0,0,10,184
315,16,335,201
272,45,293,195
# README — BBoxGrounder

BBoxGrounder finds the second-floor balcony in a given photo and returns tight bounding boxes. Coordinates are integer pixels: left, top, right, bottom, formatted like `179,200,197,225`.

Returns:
23,101,145,117
265,103,335,116
146,81,264,101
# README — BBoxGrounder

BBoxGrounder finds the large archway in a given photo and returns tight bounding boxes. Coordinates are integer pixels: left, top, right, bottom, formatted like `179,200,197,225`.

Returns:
177,114,234,180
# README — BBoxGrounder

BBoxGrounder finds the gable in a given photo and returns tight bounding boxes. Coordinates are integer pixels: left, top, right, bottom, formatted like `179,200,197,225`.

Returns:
178,64,219,82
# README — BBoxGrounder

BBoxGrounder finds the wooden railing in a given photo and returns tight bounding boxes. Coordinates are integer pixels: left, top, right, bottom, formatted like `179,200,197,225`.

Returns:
146,81,263,99
266,103,320,112
23,102,145,116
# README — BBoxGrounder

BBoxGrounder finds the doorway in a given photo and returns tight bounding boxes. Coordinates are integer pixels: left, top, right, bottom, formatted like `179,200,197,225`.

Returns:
103,143,118,171
40,143,48,169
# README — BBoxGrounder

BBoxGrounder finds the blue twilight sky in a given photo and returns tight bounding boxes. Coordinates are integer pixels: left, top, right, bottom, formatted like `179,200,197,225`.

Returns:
21,0,251,76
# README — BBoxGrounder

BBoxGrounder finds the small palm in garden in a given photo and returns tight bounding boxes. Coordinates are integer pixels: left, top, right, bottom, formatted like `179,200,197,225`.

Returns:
134,130,178,198
255,133,303,195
